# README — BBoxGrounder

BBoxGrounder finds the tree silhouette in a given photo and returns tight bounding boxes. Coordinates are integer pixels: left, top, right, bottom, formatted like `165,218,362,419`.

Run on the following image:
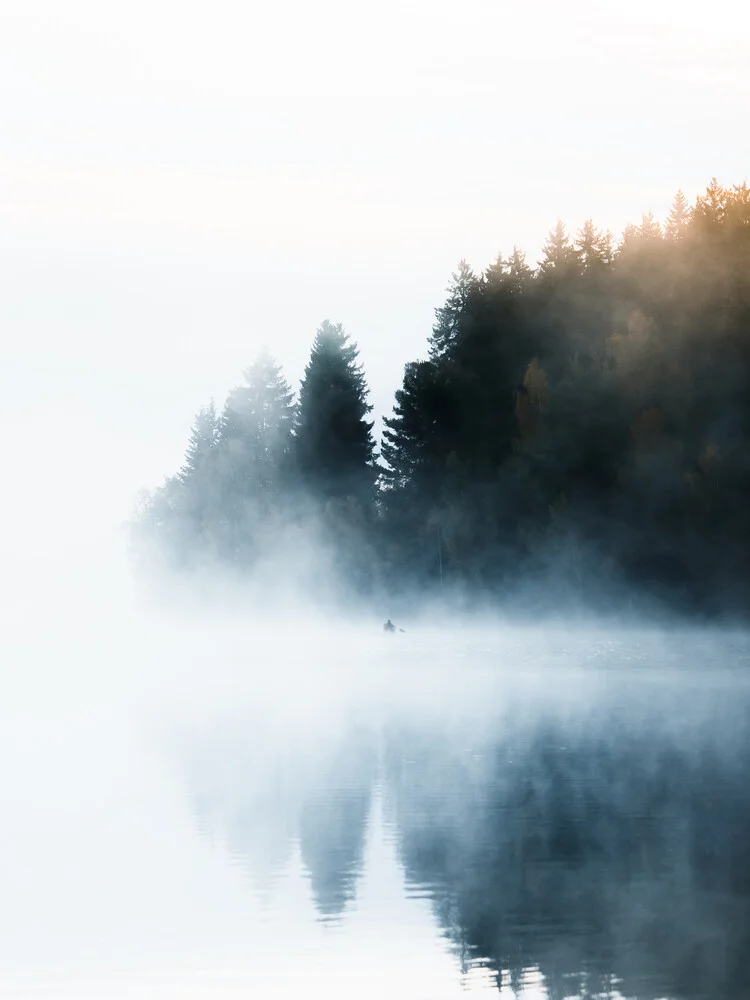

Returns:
295,320,377,506
212,349,295,563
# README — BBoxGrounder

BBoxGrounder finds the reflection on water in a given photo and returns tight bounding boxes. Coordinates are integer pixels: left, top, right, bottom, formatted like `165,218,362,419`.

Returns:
178,663,750,1000
385,688,750,1000
2,627,750,998
183,715,377,922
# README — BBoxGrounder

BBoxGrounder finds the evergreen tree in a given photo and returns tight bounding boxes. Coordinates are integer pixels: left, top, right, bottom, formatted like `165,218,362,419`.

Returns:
219,348,295,496
665,190,691,241
380,360,457,586
692,177,726,231
428,259,477,358
131,474,192,570
485,247,532,296
381,360,448,495
214,349,295,561
295,321,377,505
636,211,663,241
484,252,505,287
617,222,639,255
175,399,221,555
539,220,581,276
575,219,613,271
505,246,533,292
178,400,219,485
728,181,750,225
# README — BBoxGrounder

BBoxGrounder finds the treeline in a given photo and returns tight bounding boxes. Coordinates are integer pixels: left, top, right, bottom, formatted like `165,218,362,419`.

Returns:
133,179,750,617
133,320,381,599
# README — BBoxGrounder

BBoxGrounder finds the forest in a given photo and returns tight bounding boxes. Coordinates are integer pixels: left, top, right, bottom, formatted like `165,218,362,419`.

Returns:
132,179,750,618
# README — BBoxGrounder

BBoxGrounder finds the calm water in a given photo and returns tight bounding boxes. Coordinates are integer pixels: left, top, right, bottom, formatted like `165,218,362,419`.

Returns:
2,619,749,999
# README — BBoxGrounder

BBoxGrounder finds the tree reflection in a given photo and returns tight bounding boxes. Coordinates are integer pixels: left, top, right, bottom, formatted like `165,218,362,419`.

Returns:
298,727,376,920
179,672,750,998
181,714,377,920
384,683,750,999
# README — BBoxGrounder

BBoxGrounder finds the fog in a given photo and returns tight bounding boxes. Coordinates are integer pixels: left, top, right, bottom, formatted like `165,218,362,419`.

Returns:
4,537,750,997
4,381,750,996
2,0,750,995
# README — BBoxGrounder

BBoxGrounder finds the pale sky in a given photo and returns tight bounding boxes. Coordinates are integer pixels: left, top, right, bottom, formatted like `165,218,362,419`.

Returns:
1,0,749,566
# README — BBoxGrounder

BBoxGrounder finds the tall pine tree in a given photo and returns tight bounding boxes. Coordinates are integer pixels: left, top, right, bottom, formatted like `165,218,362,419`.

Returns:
428,259,477,358
539,220,581,277
575,220,614,271
295,321,377,505
665,190,691,241
179,400,219,485
219,349,295,496
169,400,220,558
215,349,295,560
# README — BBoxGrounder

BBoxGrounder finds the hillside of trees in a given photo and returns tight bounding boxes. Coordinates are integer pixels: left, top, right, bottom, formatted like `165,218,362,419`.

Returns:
131,179,750,619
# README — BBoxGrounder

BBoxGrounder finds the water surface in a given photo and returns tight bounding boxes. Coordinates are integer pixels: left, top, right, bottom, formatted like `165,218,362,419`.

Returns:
2,622,748,999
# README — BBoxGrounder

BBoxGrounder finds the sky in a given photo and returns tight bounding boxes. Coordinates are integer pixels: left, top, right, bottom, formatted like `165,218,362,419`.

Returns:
1,0,749,579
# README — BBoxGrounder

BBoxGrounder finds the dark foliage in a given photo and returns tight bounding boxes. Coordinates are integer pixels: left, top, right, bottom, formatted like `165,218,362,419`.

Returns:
132,179,750,617
295,320,378,506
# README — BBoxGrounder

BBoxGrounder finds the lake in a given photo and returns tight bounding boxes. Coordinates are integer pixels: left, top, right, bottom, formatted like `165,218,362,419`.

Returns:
2,616,749,999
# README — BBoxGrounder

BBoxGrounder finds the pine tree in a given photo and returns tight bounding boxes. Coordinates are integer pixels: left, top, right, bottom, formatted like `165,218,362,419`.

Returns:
665,190,691,241
637,211,663,241
131,474,193,570
539,220,581,276
575,219,613,271
174,400,220,554
178,400,219,484
484,252,505,287
381,361,444,494
295,321,377,504
428,259,477,358
379,359,457,586
219,348,295,497
505,246,533,290
617,214,663,257
214,349,296,561
618,222,639,255
728,181,750,224
724,182,750,253
693,177,726,230
485,247,532,295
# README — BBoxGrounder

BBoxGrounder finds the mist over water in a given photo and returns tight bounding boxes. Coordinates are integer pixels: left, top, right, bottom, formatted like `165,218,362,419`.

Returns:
2,292,749,1000
2,0,749,992
3,511,750,1000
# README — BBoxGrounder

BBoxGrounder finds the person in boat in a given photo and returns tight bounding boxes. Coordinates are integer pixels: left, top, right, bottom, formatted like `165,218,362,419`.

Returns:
383,619,396,633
